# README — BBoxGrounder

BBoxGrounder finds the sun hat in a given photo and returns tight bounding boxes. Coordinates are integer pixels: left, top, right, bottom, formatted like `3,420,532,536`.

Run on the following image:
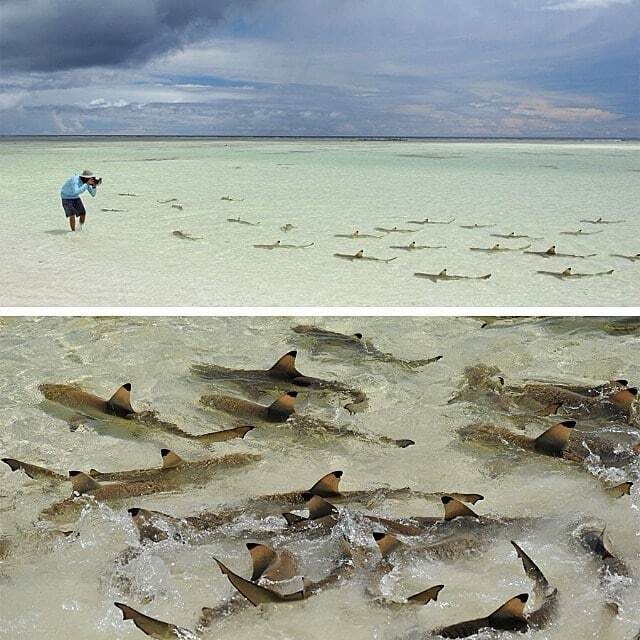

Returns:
80,169,95,178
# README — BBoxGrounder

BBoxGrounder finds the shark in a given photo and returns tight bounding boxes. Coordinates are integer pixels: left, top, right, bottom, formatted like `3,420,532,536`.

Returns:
199,391,415,448
38,382,251,443
291,325,443,370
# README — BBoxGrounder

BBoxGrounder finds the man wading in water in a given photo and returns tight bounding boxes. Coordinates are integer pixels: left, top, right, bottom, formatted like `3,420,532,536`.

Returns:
60,169,101,231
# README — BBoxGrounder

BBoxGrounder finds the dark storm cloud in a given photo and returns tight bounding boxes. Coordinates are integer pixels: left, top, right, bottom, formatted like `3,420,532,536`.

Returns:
0,0,253,72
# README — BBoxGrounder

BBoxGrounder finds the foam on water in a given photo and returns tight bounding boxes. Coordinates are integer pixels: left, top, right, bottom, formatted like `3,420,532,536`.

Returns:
1,138,639,306
0,316,639,638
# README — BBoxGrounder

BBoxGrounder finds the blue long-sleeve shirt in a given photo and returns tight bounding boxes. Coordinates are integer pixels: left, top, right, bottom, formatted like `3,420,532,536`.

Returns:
60,175,96,199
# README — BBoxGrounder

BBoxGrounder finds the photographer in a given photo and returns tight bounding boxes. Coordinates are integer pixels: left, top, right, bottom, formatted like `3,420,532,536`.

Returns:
60,169,102,231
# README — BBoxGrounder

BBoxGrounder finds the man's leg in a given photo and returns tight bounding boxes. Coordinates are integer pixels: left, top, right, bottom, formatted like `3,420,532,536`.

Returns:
68,215,76,231
78,213,86,228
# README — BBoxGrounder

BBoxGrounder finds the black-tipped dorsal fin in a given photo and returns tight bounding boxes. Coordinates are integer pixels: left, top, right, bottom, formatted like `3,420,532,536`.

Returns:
246,543,278,582
107,383,134,415
269,351,301,378
407,584,445,604
488,594,529,624
267,391,297,420
213,558,304,606
69,470,101,494
534,420,575,456
161,449,185,469
302,493,338,520
441,495,479,521
610,387,637,410
373,531,401,557
308,470,343,497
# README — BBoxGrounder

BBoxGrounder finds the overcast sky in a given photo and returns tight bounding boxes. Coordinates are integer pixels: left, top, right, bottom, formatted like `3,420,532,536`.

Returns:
1,0,638,136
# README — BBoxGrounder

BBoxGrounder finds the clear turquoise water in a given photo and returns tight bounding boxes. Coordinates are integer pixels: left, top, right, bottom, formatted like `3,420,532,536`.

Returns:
1,138,638,307
0,316,639,638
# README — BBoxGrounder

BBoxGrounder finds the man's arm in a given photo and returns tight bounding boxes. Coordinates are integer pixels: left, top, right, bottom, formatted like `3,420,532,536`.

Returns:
87,184,97,197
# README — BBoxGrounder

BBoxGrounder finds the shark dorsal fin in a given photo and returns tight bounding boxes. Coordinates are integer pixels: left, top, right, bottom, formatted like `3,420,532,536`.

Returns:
488,594,529,625
214,558,304,606
107,383,134,416
441,495,479,521
267,391,297,420
407,584,445,604
301,492,338,519
246,543,278,582
308,470,343,497
69,470,101,494
534,420,576,456
269,351,301,378
373,531,401,557
610,387,637,411
160,449,185,469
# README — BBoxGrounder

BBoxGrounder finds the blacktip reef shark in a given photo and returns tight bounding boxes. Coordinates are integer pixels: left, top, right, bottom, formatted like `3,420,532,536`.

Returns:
450,366,639,422
407,217,455,225
430,541,558,638
221,195,244,201
432,593,530,638
470,243,530,252
524,245,597,259
280,223,296,232
227,216,260,226
172,230,201,241
581,217,626,224
334,230,383,239
459,223,496,229
157,198,178,204
199,390,415,447
2,448,259,489
390,241,447,250
253,240,314,249
374,226,417,233
100,207,126,212
559,228,603,236
414,268,492,282
611,252,640,262
334,249,398,263
537,267,615,279
291,325,443,370
459,420,640,472
190,350,369,412
40,470,191,525
38,382,255,443
490,231,543,240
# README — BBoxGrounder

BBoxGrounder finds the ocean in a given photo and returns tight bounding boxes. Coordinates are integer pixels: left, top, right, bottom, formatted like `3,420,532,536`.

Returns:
1,137,638,307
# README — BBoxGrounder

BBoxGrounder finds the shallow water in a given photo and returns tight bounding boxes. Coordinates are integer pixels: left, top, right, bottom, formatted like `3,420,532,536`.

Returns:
2,138,639,306
0,316,639,639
